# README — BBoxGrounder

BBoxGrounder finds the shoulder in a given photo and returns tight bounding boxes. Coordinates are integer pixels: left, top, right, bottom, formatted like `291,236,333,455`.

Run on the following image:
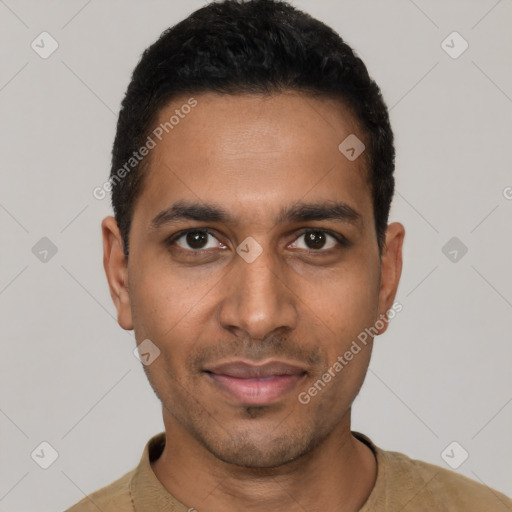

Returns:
378,447,512,511
65,468,135,512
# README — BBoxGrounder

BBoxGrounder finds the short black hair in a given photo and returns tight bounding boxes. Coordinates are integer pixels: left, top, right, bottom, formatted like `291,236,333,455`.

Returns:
110,0,395,257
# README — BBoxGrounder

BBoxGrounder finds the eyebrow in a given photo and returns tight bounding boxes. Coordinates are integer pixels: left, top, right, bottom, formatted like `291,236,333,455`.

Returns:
150,199,362,230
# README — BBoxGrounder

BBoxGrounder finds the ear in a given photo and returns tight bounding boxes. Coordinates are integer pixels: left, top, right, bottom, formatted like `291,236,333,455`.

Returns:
375,222,405,335
102,216,133,330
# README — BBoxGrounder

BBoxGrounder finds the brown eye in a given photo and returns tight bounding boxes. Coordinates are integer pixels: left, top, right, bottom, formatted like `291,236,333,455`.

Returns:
174,230,222,250
304,231,326,249
187,231,207,249
290,230,339,251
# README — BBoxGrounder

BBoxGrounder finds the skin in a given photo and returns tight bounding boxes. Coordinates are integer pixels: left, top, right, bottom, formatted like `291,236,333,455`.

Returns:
102,91,404,512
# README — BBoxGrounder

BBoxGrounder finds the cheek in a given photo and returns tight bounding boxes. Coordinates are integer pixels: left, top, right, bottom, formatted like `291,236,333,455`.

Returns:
298,256,380,344
130,255,223,341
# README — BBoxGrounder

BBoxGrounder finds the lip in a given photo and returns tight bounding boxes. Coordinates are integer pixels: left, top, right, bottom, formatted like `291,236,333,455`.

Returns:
203,360,307,405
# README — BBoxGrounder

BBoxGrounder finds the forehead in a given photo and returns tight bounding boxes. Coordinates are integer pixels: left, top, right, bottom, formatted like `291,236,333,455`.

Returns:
135,91,372,226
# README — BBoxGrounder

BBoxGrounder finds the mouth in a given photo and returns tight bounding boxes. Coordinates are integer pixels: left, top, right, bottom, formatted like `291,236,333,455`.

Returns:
203,360,307,406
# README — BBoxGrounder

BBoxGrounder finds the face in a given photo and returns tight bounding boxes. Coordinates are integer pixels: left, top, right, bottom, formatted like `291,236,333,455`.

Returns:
103,91,404,468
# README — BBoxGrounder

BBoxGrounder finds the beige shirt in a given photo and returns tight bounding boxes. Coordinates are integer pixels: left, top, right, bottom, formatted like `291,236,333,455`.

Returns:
67,431,512,511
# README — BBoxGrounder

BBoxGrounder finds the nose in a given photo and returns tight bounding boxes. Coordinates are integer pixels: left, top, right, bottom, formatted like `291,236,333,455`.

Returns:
218,245,298,340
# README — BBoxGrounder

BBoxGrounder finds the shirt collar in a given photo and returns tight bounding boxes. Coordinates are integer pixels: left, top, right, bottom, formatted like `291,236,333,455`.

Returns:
130,432,188,511
129,430,385,511
352,431,387,511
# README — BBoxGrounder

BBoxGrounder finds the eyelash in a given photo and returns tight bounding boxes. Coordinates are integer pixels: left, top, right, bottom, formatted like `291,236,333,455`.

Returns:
165,228,351,253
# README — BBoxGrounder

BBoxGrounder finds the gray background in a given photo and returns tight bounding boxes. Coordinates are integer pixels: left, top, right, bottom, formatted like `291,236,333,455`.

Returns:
0,0,511,510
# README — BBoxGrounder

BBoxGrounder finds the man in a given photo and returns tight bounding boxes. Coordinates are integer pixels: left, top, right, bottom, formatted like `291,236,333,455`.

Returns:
69,0,512,510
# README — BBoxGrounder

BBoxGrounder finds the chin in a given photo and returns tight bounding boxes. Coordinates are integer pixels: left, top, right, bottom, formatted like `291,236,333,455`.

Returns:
197,425,319,469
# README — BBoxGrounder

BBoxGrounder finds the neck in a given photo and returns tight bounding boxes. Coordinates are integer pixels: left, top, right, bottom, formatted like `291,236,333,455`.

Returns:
152,410,377,512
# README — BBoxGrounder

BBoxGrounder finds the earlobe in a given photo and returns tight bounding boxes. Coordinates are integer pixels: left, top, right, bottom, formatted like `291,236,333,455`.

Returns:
101,216,134,330
376,222,405,335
